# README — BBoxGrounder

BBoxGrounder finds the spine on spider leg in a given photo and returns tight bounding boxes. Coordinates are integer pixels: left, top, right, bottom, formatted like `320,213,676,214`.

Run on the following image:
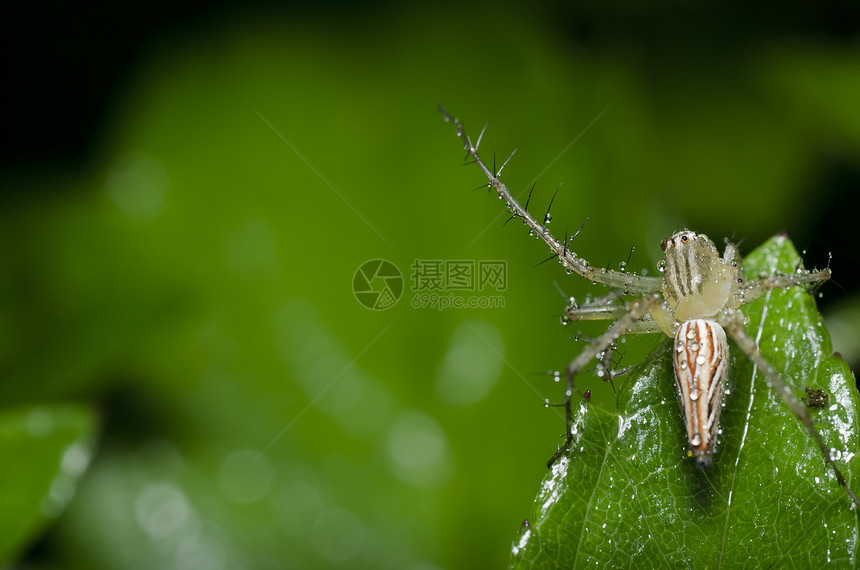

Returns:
439,107,662,294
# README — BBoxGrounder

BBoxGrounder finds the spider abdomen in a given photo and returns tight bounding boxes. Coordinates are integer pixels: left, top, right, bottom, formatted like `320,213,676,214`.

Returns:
673,319,728,467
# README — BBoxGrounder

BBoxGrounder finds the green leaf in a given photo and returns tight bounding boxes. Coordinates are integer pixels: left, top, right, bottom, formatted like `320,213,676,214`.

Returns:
0,403,98,565
511,234,860,568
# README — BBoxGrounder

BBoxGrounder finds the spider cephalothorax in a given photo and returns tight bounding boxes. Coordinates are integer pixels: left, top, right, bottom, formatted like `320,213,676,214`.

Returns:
659,230,739,325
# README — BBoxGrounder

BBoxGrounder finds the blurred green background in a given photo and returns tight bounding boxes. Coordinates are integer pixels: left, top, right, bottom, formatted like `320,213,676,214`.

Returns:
3,2,860,568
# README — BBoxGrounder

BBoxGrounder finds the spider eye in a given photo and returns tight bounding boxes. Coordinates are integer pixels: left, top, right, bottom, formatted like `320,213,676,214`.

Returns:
681,235,689,243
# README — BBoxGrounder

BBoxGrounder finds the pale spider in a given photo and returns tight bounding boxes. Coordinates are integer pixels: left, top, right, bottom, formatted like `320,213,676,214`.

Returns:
439,107,860,509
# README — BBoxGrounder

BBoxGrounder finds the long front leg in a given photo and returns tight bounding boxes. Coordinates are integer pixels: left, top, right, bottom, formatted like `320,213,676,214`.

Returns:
440,108,663,294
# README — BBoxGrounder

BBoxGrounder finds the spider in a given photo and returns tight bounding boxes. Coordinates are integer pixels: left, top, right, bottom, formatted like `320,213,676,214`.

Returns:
439,107,860,509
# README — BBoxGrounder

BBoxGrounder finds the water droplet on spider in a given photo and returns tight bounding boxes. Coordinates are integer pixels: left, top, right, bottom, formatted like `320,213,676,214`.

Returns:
618,260,627,271
690,342,700,352
544,214,552,224
686,330,696,340
657,260,666,272
696,355,706,365
552,371,561,382
679,361,688,370
690,390,700,401
676,344,684,353
691,433,702,446
544,399,550,408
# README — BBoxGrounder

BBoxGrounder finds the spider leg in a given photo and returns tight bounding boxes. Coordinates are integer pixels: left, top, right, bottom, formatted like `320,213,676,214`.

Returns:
594,339,639,392
722,241,741,266
723,309,860,509
566,295,664,391
566,301,663,334
741,268,831,304
440,108,663,294
547,295,662,468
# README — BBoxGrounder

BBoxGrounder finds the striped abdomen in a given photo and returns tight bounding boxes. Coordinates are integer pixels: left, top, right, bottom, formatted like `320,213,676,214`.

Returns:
673,319,728,467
